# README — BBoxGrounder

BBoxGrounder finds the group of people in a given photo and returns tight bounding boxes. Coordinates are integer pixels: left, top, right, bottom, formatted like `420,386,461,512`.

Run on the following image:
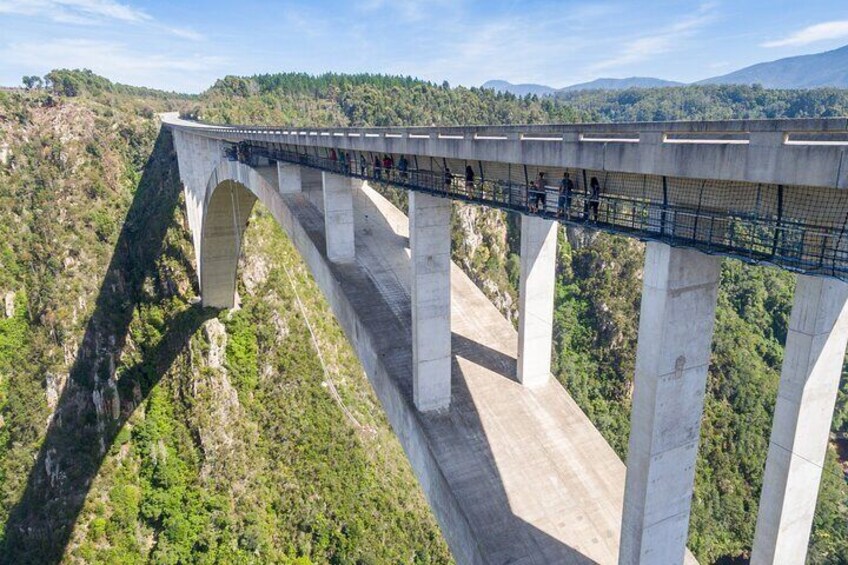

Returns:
530,171,602,221
325,147,603,222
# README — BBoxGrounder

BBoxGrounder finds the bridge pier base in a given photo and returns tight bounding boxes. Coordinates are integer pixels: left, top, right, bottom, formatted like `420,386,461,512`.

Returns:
517,215,557,387
410,192,452,412
277,162,302,193
751,275,848,565
322,172,356,263
620,242,721,564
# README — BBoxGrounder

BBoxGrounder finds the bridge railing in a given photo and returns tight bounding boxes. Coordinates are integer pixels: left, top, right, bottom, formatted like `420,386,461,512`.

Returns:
234,144,848,280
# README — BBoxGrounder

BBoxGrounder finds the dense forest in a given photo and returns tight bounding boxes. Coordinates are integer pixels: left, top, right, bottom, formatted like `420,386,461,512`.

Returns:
1,69,847,564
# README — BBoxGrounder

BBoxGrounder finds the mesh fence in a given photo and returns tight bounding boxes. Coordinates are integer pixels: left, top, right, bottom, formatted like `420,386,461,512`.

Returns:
240,141,848,279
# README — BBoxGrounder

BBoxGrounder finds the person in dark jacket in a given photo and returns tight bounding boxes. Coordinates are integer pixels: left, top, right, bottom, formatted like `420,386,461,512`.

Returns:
558,172,574,218
465,165,475,196
589,176,601,222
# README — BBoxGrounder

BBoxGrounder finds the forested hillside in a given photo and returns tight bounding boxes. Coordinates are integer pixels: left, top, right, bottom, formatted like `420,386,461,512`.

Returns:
0,75,449,564
195,73,848,564
2,69,848,564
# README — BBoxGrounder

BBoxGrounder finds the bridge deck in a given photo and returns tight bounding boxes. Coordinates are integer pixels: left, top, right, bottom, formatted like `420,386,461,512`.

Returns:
275,171,689,563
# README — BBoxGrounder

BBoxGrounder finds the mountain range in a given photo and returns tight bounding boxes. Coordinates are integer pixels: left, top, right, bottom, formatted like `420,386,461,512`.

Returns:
484,43,848,95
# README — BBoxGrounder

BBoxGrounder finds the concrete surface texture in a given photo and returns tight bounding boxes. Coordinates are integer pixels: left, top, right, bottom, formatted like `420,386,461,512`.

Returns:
410,191,453,411
751,276,848,565
321,171,357,263
619,242,721,565
517,215,558,387
200,180,256,308
277,161,302,193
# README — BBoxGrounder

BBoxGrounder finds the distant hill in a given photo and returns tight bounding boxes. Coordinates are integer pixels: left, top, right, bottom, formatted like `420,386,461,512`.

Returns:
483,77,683,96
560,77,684,91
485,44,848,94
481,80,556,97
698,44,848,88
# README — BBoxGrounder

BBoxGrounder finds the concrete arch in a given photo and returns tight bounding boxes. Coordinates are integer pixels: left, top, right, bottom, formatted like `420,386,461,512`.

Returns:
198,160,278,308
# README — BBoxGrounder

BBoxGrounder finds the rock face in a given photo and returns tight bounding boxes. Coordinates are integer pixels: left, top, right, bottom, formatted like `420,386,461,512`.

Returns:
195,318,251,482
204,318,227,370
4,291,14,318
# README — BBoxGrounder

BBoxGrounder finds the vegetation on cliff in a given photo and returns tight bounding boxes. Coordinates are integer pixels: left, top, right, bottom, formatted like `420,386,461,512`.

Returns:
0,76,449,563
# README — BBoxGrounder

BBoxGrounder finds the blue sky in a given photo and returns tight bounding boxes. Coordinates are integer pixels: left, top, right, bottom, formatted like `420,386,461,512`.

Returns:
1,0,847,93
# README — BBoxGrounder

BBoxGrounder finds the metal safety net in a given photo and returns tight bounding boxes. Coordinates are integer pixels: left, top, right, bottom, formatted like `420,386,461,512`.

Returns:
235,141,848,280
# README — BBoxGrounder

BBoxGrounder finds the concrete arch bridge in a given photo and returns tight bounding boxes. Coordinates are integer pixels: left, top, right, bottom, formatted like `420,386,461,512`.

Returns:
164,113,848,565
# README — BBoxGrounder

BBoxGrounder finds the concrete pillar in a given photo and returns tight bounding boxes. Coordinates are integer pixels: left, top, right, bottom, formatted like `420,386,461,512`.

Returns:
278,162,302,194
620,242,722,565
517,215,557,387
322,172,356,263
751,276,848,565
410,191,452,412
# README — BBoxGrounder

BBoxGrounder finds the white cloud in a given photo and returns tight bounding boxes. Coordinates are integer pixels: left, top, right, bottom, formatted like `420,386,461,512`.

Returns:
590,2,717,72
4,38,228,91
0,0,150,24
0,0,204,39
358,0,458,23
762,20,848,48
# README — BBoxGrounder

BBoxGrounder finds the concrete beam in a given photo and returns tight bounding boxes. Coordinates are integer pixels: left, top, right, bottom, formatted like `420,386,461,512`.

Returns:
620,242,722,564
410,191,452,411
321,172,356,263
751,275,848,565
277,162,302,193
517,215,557,387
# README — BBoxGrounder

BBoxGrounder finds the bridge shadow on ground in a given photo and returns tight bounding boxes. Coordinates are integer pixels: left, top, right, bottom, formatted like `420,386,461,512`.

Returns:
1,129,215,564
452,332,518,383
282,183,604,564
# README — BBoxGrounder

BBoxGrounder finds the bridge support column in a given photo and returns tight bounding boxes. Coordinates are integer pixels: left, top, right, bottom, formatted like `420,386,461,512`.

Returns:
277,162,302,193
322,172,356,263
517,215,557,387
620,242,721,564
410,192,452,412
751,276,848,565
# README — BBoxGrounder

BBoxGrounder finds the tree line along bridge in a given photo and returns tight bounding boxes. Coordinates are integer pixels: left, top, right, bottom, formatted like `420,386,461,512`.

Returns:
164,113,848,564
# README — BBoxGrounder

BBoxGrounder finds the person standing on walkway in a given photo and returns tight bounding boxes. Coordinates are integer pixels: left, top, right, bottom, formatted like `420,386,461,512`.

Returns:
535,172,547,213
589,176,601,222
398,155,409,181
465,165,475,197
444,166,453,193
558,172,573,218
